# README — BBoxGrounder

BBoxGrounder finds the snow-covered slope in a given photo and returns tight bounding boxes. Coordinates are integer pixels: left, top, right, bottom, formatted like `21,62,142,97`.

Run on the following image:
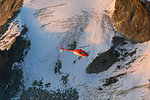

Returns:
21,0,115,88
11,0,150,99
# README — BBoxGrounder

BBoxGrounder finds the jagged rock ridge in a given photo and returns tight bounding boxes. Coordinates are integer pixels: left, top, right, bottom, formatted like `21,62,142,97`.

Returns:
0,0,31,99
113,0,150,43
0,0,23,26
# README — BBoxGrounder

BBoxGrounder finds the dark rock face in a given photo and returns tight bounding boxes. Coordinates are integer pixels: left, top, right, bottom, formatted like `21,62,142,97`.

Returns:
0,26,30,99
86,36,129,74
0,0,30,99
102,73,126,86
20,87,79,100
86,47,119,74
0,67,23,100
140,0,150,10
0,23,9,36
113,0,150,43
0,26,30,80
0,0,24,81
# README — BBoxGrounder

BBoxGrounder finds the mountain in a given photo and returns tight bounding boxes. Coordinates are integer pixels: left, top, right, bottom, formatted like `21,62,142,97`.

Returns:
0,0,150,100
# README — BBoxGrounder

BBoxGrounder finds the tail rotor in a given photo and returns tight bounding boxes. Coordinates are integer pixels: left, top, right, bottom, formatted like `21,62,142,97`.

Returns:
60,45,63,52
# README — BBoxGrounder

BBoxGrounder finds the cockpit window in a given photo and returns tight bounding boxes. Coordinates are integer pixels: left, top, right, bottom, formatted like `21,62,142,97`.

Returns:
79,51,87,54
84,51,87,54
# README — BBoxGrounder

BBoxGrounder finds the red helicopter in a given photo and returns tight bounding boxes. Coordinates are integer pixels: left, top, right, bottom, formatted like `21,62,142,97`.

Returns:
60,45,89,56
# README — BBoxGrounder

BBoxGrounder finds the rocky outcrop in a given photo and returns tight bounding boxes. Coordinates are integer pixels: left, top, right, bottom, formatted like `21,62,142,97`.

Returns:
113,0,150,43
0,0,31,99
86,36,136,74
86,47,119,74
0,0,24,81
0,26,30,99
20,87,78,100
0,0,23,26
0,0,22,36
0,26,30,80
140,0,150,10
86,36,126,74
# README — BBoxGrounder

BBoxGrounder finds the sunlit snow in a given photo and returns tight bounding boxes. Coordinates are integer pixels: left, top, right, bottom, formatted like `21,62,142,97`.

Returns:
5,0,150,99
